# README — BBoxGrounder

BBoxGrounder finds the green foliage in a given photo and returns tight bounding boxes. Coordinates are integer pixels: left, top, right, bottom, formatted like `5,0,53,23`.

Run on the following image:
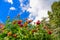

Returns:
48,1,60,27
48,1,60,40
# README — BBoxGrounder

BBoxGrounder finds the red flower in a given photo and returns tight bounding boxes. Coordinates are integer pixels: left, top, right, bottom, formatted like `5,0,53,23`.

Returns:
48,30,52,34
19,24,23,27
36,20,40,25
17,20,22,24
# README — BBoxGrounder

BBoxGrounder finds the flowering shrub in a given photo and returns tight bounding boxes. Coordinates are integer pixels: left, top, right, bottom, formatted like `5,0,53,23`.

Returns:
0,16,54,40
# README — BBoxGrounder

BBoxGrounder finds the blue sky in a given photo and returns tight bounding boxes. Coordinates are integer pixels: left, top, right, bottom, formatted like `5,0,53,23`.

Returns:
0,0,30,23
0,0,59,24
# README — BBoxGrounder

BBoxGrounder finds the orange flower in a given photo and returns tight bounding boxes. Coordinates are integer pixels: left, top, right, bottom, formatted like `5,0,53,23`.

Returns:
7,32,12,36
0,24,5,30
44,26,48,30
13,34,17,38
32,30,37,33
1,27,4,30
23,22,28,27
12,21,17,24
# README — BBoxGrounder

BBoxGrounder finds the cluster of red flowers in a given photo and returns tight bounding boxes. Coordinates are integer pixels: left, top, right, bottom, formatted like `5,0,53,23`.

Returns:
0,18,52,36
12,19,33,28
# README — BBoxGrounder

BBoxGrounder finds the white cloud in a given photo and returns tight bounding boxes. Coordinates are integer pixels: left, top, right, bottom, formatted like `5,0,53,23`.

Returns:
19,0,30,13
19,0,23,3
19,0,23,7
8,7,16,15
10,7,16,10
27,0,59,23
5,0,13,4
21,5,29,12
